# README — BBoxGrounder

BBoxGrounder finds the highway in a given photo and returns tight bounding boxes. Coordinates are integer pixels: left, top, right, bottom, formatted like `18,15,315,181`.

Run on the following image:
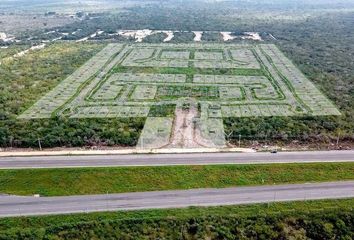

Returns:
0,181,353,217
0,150,353,169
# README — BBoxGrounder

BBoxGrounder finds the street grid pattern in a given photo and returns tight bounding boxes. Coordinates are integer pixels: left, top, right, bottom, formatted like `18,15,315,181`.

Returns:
18,43,341,148
18,43,340,120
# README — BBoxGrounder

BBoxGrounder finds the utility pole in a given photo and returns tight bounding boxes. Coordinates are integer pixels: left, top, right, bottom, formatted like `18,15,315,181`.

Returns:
38,138,42,151
106,191,109,210
226,130,233,145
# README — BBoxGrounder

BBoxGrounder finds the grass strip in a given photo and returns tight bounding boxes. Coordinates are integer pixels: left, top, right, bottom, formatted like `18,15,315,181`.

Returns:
0,162,353,196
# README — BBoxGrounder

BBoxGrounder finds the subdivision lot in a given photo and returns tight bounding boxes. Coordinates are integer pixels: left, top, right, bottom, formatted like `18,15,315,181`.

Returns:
137,117,173,148
18,43,341,148
19,43,339,120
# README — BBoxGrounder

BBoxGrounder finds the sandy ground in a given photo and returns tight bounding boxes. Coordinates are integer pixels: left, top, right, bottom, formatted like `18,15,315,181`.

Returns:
242,32,262,41
13,44,46,57
115,30,262,43
0,32,6,39
117,29,176,42
1,43,47,65
76,30,104,42
193,31,203,42
158,31,174,42
220,32,236,41
167,103,202,148
0,32,13,42
220,32,263,41
166,101,224,149
118,29,153,42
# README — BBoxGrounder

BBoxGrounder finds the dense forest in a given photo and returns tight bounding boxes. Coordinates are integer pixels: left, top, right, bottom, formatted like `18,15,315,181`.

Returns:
238,12,354,145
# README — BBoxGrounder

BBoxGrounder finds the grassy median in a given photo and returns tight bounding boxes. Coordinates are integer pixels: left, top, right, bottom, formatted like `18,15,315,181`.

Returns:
0,162,353,196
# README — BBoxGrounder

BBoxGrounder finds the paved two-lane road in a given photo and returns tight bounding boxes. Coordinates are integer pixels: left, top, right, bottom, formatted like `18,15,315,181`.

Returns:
0,181,353,217
0,150,353,169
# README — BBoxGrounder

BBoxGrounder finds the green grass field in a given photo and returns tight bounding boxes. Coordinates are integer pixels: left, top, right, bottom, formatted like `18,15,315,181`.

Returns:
0,162,353,196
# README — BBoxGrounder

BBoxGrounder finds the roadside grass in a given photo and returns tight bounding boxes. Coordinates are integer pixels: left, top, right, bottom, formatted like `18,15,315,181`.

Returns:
0,198,353,233
0,162,353,196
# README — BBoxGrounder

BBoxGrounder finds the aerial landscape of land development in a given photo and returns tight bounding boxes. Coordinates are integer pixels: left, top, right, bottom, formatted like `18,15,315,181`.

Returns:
0,0,354,239
19,43,341,148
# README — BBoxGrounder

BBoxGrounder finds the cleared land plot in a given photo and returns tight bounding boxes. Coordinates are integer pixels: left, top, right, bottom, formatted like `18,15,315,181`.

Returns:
195,103,226,147
194,75,268,84
131,85,157,100
89,82,124,101
160,51,190,59
108,73,186,83
193,48,260,69
198,117,226,147
156,85,219,99
219,86,244,100
137,117,173,148
222,104,295,117
122,48,188,68
194,75,279,100
194,51,224,60
229,49,260,69
71,106,150,118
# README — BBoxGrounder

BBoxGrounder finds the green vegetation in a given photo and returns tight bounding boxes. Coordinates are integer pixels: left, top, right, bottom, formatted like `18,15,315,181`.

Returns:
142,32,166,43
0,42,145,148
2,117,144,148
0,45,29,59
16,43,336,130
1,41,346,148
1,42,102,117
38,3,353,146
113,66,264,76
1,2,353,148
201,31,222,42
0,163,353,196
157,85,219,100
0,199,353,239
224,116,345,144
169,31,195,43
148,104,176,117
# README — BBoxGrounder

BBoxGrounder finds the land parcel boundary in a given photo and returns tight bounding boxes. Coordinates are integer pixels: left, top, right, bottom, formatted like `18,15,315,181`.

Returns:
18,43,341,146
